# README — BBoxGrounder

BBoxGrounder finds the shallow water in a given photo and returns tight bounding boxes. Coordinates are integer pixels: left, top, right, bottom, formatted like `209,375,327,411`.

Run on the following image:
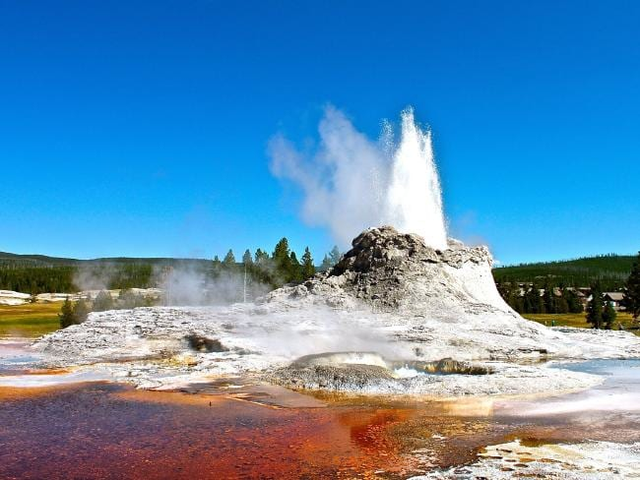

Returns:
554,358,640,376
3,346,640,478
0,338,44,375
495,359,640,421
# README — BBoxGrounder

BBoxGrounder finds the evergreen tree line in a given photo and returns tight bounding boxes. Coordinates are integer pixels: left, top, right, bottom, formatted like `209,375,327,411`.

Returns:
585,282,618,330
497,281,584,314
0,263,155,294
58,239,344,328
0,265,76,294
492,254,634,291
497,251,640,330
211,240,342,290
623,252,640,321
0,241,343,297
89,264,155,290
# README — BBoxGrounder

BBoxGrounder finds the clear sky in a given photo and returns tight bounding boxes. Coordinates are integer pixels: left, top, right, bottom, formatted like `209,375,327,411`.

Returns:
1,0,638,265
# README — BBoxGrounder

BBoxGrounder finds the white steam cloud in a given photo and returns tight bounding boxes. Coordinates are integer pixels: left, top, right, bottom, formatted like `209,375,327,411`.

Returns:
269,106,448,249
160,267,271,306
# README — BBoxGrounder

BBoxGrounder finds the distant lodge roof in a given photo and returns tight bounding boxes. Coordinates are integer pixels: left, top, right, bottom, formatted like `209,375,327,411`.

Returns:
604,292,625,301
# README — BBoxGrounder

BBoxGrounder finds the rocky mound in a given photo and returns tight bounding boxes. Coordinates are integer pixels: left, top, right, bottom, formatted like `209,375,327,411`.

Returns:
265,226,511,317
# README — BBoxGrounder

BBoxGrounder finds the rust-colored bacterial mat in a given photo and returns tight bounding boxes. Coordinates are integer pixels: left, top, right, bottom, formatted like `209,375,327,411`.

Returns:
2,381,640,479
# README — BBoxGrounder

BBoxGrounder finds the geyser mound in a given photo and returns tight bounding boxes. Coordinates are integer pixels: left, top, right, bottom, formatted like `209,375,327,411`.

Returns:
266,225,509,317
30,227,640,396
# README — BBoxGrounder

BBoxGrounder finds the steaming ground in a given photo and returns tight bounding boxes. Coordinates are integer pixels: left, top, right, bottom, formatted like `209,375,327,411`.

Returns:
20,227,640,397
23,302,640,395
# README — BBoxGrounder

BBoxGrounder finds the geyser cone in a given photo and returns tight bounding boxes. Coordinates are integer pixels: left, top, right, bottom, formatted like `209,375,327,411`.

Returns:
281,226,507,316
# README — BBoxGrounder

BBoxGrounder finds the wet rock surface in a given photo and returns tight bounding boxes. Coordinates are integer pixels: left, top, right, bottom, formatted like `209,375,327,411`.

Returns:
273,364,397,391
272,352,494,394
410,358,492,376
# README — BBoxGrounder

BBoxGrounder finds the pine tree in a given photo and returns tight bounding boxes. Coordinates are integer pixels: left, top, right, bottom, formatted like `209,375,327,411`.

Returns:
555,290,569,314
212,255,222,276
73,298,90,323
509,281,525,312
289,251,303,283
254,248,269,265
223,249,236,266
301,247,315,279
586,283,604,329
59,298,76,328
542,282,554,314
273,238,290,262
242,249,253,265
59,297,91,328
624,251,640,321
93,290,114,312
524,284,542,313
603,300,617,330
497,279,518,311
566,289,584,313
272,238,292,282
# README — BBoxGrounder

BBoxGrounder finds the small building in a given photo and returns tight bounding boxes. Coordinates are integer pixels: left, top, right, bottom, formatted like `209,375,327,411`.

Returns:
603,292,626,311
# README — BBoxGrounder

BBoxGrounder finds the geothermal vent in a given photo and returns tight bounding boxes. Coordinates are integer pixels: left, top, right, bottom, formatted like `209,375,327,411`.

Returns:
267,226,512,317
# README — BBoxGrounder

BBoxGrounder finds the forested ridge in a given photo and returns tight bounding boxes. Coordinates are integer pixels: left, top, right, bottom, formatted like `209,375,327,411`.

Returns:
493,254,635,291
494,253,638,316
0,241,341,294
2,250,635,295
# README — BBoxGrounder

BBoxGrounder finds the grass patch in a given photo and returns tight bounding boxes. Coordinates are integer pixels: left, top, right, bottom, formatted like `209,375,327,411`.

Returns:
0,303,62,338
523,312,636,331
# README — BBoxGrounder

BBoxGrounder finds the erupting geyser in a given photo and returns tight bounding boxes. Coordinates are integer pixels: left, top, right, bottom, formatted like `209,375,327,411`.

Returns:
269,107,448,249
385,109,447,250
26,109,640,399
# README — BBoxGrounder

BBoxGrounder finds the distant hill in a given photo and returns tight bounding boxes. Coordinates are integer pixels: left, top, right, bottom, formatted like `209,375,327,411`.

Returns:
493,254,636,290
0,251,81,266
0,247,319,296
0,252,214,294
0,251,211,268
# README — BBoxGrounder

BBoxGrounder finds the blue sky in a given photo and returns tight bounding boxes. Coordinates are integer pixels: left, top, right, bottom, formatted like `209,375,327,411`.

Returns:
1,0,638,265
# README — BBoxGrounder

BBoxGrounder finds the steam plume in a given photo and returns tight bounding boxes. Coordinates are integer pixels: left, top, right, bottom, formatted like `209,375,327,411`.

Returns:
269,106,448,249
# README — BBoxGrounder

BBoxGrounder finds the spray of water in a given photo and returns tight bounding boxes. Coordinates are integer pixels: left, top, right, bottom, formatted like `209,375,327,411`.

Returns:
386,109,447,249
269,106,448,249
